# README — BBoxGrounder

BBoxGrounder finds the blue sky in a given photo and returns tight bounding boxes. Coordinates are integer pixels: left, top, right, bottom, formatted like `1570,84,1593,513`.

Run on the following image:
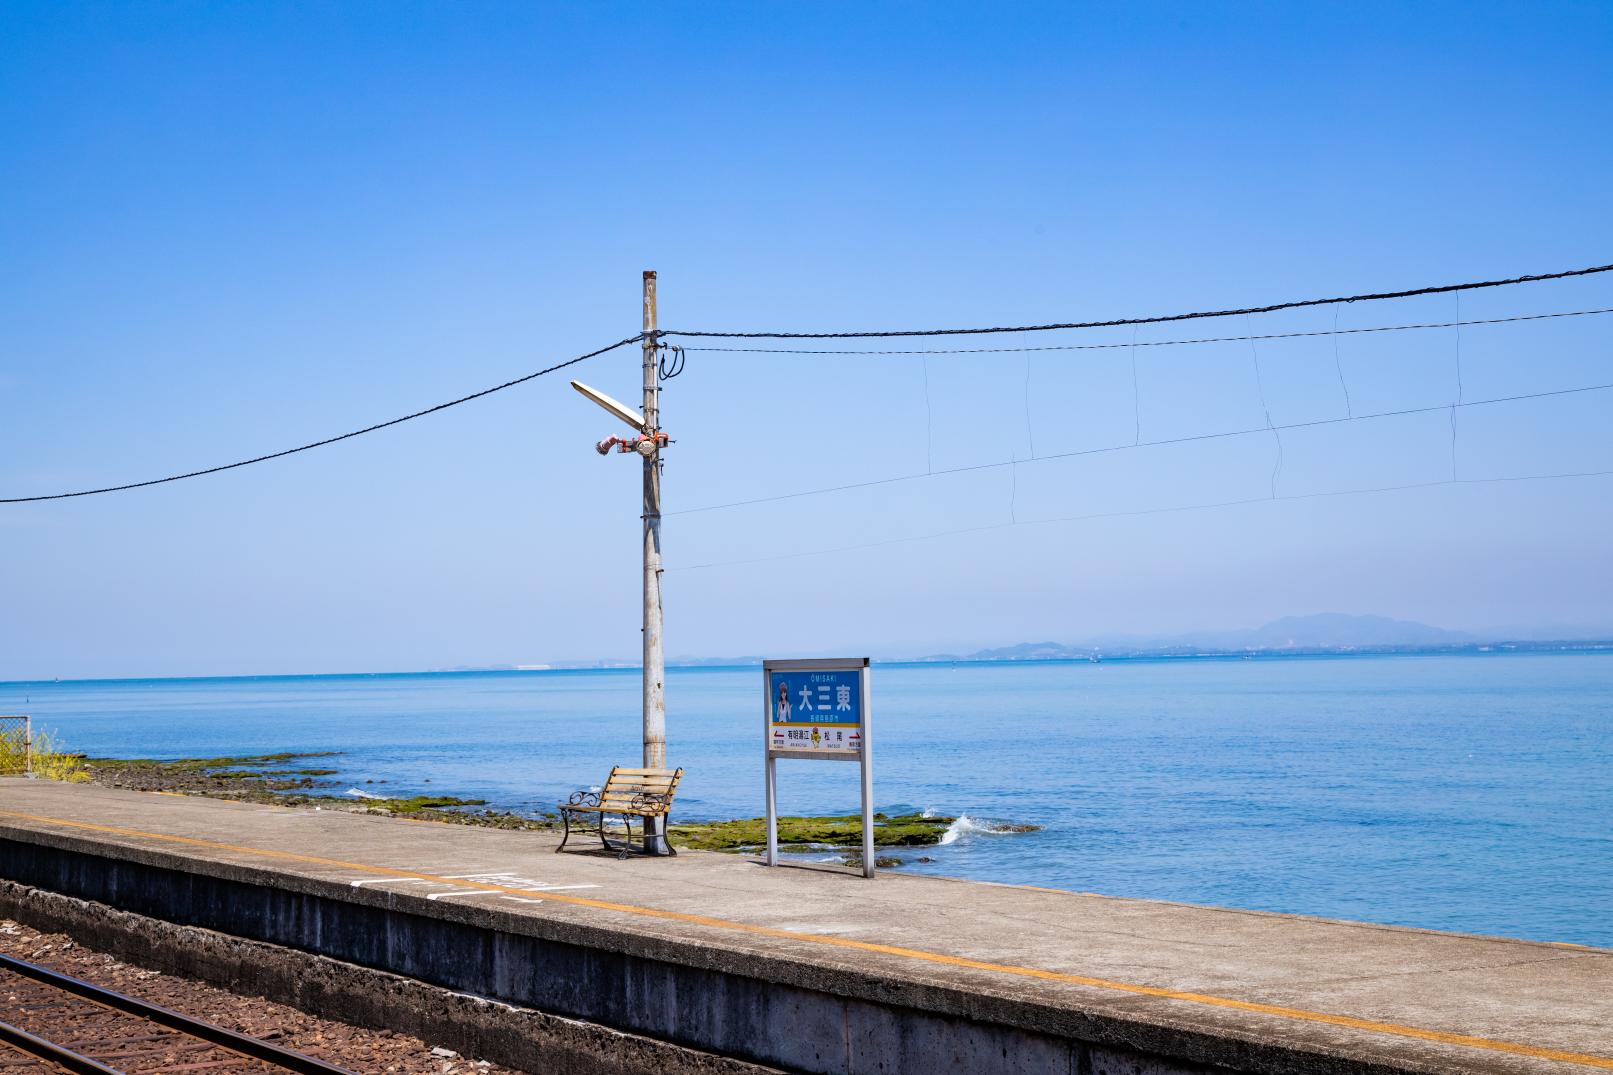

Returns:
2,2,1611,678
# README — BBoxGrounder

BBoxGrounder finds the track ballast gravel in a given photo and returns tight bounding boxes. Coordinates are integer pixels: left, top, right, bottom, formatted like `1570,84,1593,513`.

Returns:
0,919,529,1074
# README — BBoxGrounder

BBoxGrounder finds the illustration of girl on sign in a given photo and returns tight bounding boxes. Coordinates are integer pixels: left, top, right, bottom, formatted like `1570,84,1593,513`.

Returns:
776,681,791,723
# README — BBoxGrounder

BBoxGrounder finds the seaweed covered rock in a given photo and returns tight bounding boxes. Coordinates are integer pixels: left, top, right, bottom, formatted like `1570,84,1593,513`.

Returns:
669,812,955,851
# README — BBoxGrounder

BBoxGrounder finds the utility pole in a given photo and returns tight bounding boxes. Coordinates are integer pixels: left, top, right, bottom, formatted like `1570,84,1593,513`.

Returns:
570,271,671,855
641,270,669,854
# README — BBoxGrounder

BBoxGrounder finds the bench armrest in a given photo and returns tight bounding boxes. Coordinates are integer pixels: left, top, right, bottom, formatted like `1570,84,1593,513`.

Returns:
630,792,673,814
563,789,602,808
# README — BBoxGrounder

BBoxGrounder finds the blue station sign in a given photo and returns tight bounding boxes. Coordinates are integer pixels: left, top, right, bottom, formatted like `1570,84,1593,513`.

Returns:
761,657,875,875
765,663,866,756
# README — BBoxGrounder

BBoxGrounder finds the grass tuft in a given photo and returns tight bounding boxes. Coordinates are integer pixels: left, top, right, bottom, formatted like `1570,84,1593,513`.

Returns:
0,726,91,783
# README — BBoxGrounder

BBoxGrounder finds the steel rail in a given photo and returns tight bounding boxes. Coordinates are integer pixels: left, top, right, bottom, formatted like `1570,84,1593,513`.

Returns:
0,1017,123,1073
0,951,353,1074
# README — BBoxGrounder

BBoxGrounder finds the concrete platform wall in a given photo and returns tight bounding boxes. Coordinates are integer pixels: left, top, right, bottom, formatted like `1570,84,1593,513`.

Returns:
0,878,781,1075
0,834,1233,1075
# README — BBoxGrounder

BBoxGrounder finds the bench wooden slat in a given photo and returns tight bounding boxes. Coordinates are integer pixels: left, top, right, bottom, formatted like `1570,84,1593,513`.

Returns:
559,766,683,818
562,803,672,815
589,804,673,815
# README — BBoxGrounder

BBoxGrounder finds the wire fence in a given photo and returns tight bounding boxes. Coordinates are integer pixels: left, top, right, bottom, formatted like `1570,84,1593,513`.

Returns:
0,715,32,777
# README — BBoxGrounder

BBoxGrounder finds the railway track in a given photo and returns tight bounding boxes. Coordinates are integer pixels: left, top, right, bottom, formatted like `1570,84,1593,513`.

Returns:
0,951,352,1074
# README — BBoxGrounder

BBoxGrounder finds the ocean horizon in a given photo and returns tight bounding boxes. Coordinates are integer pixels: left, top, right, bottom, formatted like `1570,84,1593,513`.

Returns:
9,638,1613,689
4,648,1610,948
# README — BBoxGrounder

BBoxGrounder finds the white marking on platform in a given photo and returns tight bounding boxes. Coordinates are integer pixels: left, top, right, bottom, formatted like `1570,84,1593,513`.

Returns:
348,869,598,898
427,889,504,900
442,871,518,879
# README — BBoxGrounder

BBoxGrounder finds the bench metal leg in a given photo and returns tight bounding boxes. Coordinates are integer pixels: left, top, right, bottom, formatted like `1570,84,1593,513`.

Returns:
556,809,573,853
604,813,638,857
556,810,674,857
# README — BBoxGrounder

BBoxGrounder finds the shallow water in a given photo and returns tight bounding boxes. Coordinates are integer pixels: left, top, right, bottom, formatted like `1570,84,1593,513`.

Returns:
4,652,1611,947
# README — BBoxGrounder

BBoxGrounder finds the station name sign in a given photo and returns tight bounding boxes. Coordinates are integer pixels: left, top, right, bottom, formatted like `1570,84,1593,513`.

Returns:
765,661,866,758
761,657,876,876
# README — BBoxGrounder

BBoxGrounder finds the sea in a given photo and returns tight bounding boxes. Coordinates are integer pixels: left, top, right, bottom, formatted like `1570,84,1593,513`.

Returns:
3,652,1610,948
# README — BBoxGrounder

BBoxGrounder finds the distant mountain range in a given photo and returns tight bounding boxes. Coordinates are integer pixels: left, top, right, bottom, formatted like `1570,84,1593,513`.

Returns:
452,614,1613,673
920,614,1613,663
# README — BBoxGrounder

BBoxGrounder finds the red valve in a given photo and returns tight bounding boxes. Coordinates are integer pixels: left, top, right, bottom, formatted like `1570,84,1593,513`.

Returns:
595,433,671,456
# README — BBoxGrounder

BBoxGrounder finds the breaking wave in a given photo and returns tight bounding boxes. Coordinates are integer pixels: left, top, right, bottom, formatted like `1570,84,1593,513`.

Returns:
937,814,1031,845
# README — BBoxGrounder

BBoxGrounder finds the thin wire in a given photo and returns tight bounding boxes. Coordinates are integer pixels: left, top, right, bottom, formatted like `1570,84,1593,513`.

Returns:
1,334,645,504
668,468,1613,572
1450,406,1459,480
678,306,1613,355
1333,303,1353,418
1129,325,1142,445
920,356,934,474
661,262,1613,340
1009,455,1018,525
1454,295,1465,405
1451,293,1463,481
1247,316,1282,498
669,378,1613,516
658,342,687,380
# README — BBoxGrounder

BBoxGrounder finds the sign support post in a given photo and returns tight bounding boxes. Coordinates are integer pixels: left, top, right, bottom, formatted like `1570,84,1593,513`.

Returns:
859,661,873,873
762,658,874,878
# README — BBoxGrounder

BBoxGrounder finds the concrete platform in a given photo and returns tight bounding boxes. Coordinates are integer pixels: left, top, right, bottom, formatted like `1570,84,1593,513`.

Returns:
0,779,1608,1075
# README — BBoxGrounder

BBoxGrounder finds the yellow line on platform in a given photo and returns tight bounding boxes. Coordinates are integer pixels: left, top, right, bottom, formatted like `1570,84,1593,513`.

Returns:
3,808,1609,1070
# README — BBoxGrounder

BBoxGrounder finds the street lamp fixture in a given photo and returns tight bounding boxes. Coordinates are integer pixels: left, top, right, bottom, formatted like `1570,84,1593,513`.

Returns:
570,380,646,432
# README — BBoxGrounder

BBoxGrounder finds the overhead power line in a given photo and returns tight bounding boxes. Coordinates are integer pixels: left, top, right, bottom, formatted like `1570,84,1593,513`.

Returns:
0,334,644,504
659,262,1613,340
669,468,1613,573
677,307,1613,355
7,260,1610,506
670,379,1613,517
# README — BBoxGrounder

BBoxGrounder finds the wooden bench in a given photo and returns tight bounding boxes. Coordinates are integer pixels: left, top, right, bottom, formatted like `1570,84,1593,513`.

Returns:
556,766,684,856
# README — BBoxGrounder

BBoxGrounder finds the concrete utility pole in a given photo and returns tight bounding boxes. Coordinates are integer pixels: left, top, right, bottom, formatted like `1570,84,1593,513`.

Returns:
570,271,671,855
641,271,669,854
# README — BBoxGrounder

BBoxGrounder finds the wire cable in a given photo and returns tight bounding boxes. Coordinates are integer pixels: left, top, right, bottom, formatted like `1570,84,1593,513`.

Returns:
676,306,1613,355
658,342,687,381
1,334,645,504
669,378,1613,516
669,467,1613,572
1332,304,1354,417
1246,315,1282,498
660,262,1613,340
9,268,1610,505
